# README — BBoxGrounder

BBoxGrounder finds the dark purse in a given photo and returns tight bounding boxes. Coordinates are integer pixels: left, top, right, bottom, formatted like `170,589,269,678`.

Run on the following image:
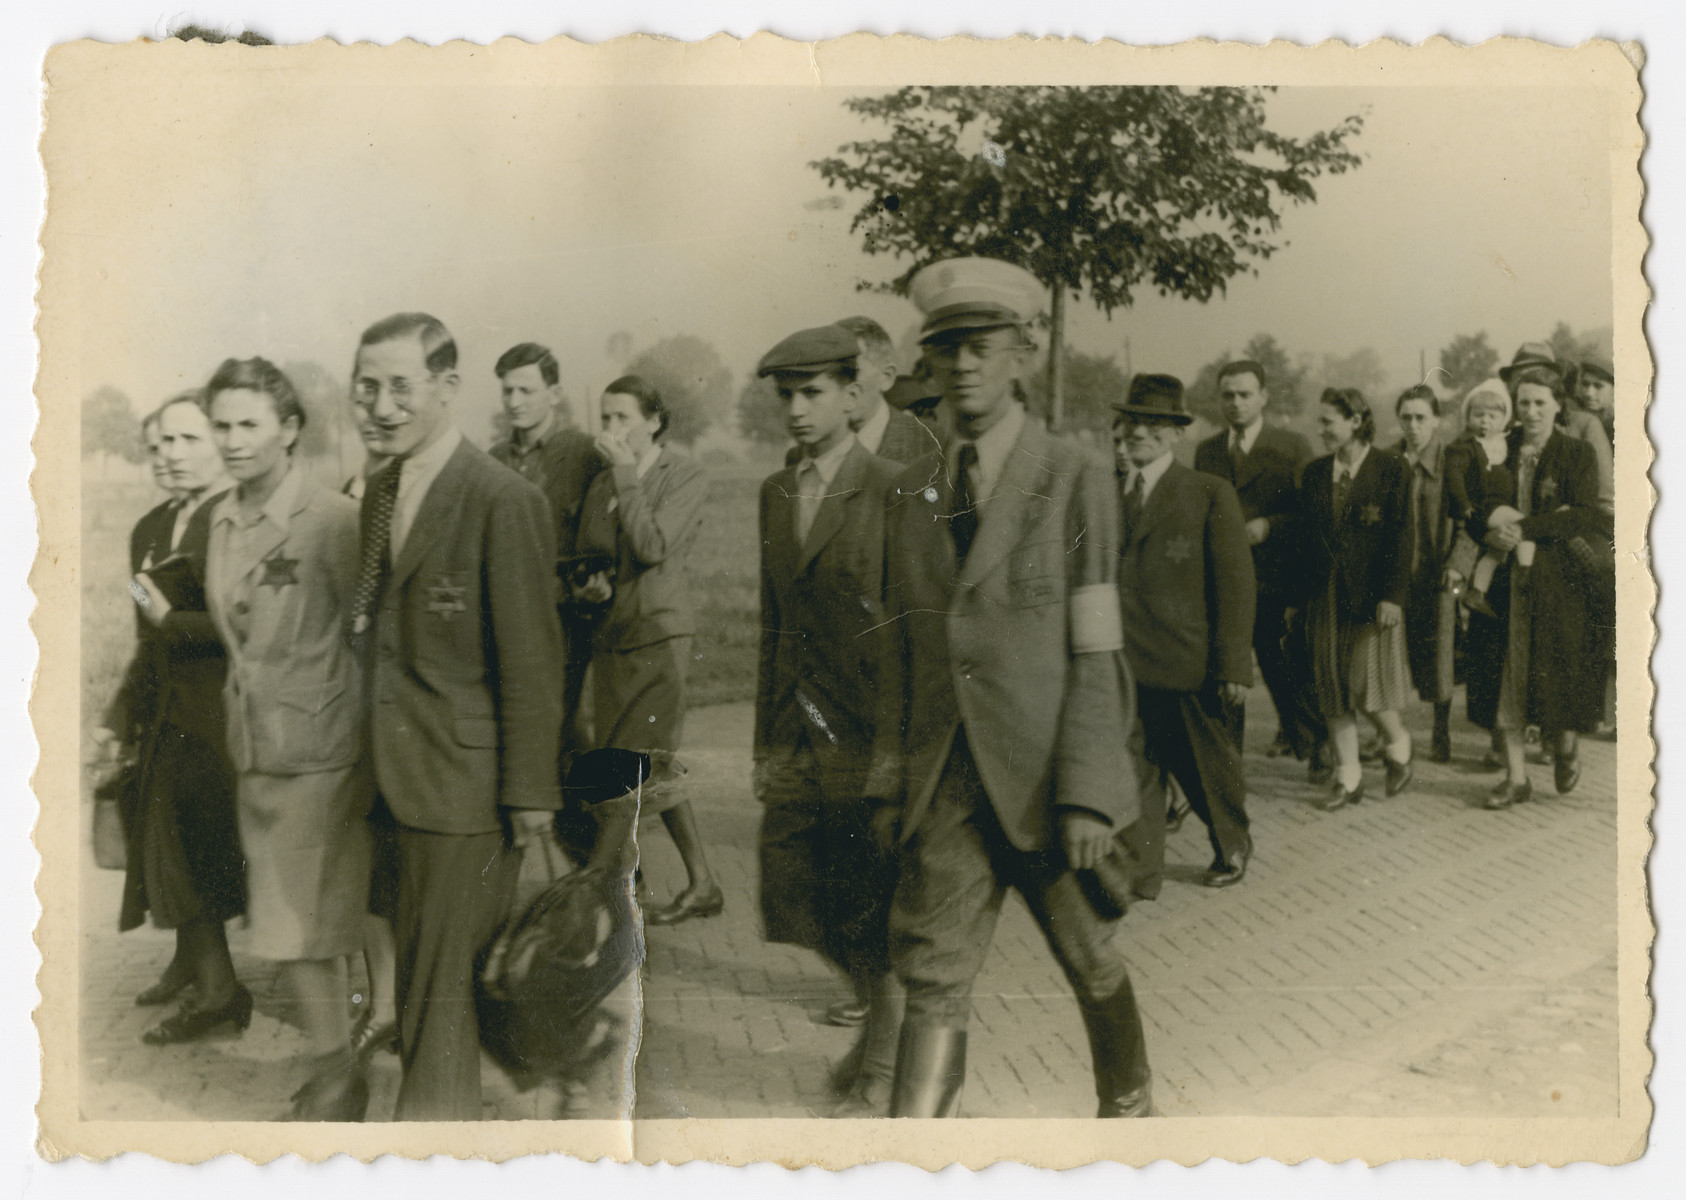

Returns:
90,762,134,871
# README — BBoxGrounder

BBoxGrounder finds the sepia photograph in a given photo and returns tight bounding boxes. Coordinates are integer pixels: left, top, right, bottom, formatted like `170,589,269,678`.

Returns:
28,30,1652,1168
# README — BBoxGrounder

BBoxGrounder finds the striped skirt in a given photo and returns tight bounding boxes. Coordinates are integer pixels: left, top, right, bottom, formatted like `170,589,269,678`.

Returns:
1307,576,1412,719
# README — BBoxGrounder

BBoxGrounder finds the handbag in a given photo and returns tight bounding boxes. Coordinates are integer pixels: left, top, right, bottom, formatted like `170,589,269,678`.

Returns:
90,763,133,870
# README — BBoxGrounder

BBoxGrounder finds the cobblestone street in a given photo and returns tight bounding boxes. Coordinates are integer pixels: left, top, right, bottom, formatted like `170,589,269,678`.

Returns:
78,692,1620,1123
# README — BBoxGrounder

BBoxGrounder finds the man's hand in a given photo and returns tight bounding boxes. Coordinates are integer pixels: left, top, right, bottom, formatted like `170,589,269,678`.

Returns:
1377,600,1403,629
131,571,171,628
572,571,613,606
89,727,124,767
1485,522,1522,553
1219,681,1248,707
507,808,555,851
1060,811,1114,871
1244,517,1270,546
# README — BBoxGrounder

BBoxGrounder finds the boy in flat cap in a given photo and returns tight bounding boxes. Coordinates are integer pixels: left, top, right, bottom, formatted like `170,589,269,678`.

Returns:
866,257,1153,1118
753,325,907,1115
1113,374,1257,889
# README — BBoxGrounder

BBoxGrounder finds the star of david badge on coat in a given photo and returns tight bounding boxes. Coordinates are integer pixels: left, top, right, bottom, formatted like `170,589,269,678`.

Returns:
1164,534,1195,564
1361,503,1383,525
1539,476,1559,506
426,575,468,620
260,554,299,590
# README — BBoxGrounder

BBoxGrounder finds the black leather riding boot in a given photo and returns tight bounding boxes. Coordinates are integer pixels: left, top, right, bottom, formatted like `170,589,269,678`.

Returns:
888,1019,967,1117
1081,979,1154,1118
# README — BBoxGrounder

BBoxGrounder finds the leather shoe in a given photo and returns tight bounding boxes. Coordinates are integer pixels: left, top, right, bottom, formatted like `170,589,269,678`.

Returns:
1554,735,1582,794
135,971,193,1008
1204,845,1249,889
831,1071,892,1118
142,984,254,1046
1384,751,1415,798
1314,779,1363,812
1165,803,1188,834
824,998,869,1028
349,1009,399,1061
647,884,725,927
1484,778,1533,811
285,1050,370,1122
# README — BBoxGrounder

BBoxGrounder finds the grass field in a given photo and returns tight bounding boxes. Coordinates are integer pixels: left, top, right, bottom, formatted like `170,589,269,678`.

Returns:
80,448,779,744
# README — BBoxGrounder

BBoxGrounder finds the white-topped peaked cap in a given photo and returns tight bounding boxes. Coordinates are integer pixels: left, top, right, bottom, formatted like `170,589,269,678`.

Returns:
909,257,1046,343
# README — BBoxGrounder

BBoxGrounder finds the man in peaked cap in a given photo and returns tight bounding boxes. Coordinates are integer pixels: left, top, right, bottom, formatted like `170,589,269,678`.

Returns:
1113,374,1257,890
866,257,1153,1118
751,325,908,1115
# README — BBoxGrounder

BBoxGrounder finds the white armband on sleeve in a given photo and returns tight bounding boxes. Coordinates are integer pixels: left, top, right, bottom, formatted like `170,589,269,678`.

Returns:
1069,583,1124,655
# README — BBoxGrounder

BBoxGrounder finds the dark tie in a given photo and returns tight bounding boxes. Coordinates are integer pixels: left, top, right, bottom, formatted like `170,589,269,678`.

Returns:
951,443,980,564
1411,463,1432,573
1121,470,1145,542
1333,468,1351,517
1229,431,1246,478
352,459,402,633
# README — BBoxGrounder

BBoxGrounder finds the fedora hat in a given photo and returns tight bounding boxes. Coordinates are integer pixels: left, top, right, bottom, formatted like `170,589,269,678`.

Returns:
1112,373,1192,424
1498,341,1563,385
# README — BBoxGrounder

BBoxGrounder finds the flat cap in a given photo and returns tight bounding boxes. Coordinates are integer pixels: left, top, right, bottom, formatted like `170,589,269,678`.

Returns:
909,257,1045,343
885,373,943,410
1580,357,1614,385
757,325,859,377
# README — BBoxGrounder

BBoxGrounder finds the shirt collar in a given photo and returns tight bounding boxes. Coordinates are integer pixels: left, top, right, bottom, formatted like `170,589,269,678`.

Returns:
635,443,663,479
1403,440,1440,477
511,411,554,452
1333,442,1371,480
1231,416,1264,453
798,432,857,486
401,422,462,480
1127,450,1175,496
216,461,302,530
855,396,891,454
951,401,1026,476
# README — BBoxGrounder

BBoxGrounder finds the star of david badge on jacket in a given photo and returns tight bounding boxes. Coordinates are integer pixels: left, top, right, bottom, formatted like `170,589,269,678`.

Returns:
1164,535,1194,564
426,575,468,620
1361,503,1383,525
260,554,299,590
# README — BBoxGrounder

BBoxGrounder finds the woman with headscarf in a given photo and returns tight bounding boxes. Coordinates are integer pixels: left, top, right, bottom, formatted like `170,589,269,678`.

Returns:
1293,388,1416,811
573,375,722,925
203,357,373,1118
1462,365,1607,808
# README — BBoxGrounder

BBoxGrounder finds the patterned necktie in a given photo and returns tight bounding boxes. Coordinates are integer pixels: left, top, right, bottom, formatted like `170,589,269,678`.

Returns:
951,442,980,564
352,459,402,635
1122,470,1145,541
794,460,822,545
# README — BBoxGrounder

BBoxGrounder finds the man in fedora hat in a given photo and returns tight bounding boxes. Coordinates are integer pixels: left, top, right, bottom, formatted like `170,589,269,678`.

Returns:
1114,374,1257,888
866,256,1152,1119
1500,342,1613,517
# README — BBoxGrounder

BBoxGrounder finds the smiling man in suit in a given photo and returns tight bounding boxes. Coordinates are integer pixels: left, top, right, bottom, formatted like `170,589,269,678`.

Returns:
1194,360,1322,768
1114,374,1257,888
867,257,1151,1119
350,312,564,1121
753,324,906,1116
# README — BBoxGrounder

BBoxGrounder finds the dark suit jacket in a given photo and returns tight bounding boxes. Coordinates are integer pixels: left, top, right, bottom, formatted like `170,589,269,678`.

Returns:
576,446,708,652
782,405,942,471
142,490,234,750
755,443,901,769
866,416,1138,853
1117,462,1255,693
1295,447,1412,623
490,423,603,568
364,438,564,834
104,497,179,743
1194,424,1311,593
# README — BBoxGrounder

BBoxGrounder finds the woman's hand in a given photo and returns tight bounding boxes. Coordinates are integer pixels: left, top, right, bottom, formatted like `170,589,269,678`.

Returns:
1377,600,1403,629
594,431,637,467
1485,522,1522,553
130,571,171,628
572,571,613,606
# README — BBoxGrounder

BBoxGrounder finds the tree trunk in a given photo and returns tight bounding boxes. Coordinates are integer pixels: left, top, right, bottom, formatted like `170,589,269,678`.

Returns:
1047,284,1066,433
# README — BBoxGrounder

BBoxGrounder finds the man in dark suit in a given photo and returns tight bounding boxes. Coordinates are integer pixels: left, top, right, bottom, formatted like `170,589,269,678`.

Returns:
753,324,906,1116
784,315,939,470
867,257,1152,1119
1113,374,1257,888
488,342,603,754
351,312,565,1120
1194,360,1322,767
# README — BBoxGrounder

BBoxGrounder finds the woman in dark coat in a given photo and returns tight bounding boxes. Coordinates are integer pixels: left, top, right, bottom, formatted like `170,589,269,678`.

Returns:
1295,388,1416,811
119,393,250,1044
1393,385,1459,762
573,375,722,926
1463,365,1607,808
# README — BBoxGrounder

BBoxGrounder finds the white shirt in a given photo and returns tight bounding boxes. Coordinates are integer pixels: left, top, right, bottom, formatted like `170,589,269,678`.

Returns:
1229,416,1265,458
797,431,857,487
169,484,223,552
855,397,891,456
795,433,857,541
391,423,463,557
1121,450,1175,503
1332,442,1371,487
947,401,1027,507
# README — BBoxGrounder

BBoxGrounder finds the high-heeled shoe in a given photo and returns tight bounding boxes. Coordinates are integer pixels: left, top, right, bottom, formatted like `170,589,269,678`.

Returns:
284,1050,370,1122
646,884,725,926
349,1007,399,1061
135,971,194,1008
141,984,253,1045
1484,777,1533,811
1554,734,1582,794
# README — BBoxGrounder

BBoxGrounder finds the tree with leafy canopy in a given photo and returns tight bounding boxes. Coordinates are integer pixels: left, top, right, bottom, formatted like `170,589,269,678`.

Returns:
1438,332,1501,398
1022,349,1130,435
1184,333,1311,426
811,86,1365,430
624,335,734,446
736,375,787,445
1544,321,1613,370
82,386,145,464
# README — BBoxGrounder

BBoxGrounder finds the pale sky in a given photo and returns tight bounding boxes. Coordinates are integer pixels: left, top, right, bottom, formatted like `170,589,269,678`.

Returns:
60,80,1616,442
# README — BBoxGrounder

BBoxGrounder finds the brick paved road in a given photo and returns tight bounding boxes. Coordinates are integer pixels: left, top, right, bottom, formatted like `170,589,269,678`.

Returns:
78,691,1619,1122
